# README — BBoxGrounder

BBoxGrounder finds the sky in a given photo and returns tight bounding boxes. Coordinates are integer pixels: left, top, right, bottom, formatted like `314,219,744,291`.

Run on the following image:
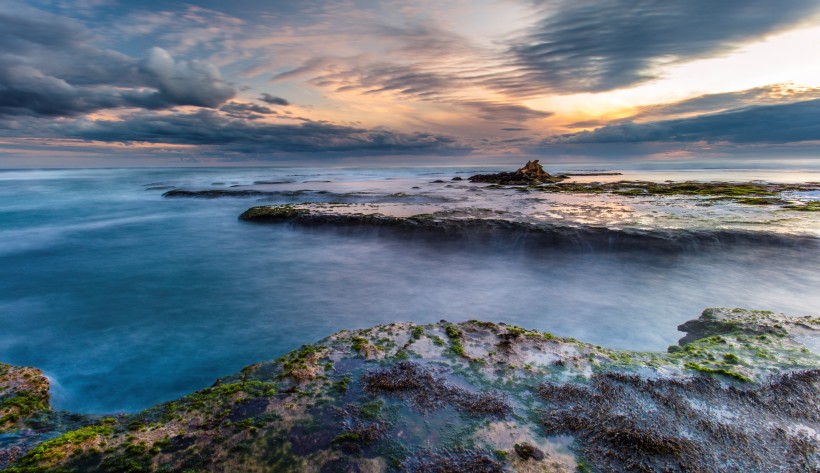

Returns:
2,0,820,167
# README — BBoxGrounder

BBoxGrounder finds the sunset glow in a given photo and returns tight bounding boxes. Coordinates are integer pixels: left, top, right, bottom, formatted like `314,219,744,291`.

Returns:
2,0,820,165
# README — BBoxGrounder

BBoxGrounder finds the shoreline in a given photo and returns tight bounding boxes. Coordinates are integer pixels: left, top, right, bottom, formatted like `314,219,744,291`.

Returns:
2,307,818,471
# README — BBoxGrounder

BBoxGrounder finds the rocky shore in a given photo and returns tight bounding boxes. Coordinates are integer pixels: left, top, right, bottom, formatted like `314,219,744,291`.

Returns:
2,308,818,472
237,203,820,252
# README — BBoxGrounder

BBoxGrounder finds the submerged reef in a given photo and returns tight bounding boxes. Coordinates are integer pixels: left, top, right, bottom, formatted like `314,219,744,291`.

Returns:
2,308,818,472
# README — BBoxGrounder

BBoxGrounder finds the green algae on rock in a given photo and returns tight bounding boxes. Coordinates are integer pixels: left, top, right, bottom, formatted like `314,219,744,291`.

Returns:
238,204,310,222
784,200,820,211
0,363,51,433
0,364,100,470
3,308,819,472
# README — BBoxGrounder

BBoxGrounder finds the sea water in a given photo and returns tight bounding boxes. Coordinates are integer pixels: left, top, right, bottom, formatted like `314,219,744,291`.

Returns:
1,166,819,413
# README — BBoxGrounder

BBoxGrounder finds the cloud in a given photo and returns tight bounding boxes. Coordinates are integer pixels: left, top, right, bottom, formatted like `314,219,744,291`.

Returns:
566,83,820,129
306,61,552,123
555,98,820,144
5,0,820,161
64,110,465,154
565,119,609,129
114,5,243,54
219,102,276,119
631,83,820,121
507,0,820,93
255,2,820,120
0,65,123,117
259,93,290,106
134,47,235,108
310,61,459,99
0,5,234,117
453,101,552,122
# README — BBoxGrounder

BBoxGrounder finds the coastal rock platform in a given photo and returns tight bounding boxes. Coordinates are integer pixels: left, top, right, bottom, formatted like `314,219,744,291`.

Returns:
238,203,820,252
2,308,818,472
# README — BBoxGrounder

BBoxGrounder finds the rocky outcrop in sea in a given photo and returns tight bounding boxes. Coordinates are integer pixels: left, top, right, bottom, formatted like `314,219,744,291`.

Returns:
468,160,568,185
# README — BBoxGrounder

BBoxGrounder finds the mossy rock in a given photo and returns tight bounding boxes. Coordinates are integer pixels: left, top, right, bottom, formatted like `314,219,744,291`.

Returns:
5,309,820,472
238,205,310,221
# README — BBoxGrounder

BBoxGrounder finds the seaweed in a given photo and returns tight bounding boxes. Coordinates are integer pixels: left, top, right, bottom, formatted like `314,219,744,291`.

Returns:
536,370,820,472
361,362,509,417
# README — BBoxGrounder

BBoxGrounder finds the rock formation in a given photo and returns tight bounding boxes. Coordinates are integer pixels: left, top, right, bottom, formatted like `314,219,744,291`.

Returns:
469,160,568,185
2,308,819,472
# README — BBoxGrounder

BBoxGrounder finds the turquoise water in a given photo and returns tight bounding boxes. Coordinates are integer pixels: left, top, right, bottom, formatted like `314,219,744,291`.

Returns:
2,167,820,413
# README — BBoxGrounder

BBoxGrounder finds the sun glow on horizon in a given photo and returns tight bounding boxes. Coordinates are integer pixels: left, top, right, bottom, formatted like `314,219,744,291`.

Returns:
525,23,820,132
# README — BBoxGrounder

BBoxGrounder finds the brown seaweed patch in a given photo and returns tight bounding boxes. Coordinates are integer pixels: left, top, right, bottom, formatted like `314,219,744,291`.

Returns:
361,362,509,417
537,370,820,472
331,401,390,454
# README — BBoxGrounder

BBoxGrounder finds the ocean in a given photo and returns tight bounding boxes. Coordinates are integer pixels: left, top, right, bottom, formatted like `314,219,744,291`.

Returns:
1,166,819,413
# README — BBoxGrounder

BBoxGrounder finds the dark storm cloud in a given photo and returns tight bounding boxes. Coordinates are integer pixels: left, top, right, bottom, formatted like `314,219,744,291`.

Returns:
259,93,290,106
0,67,127,117
556,99,820,144
0,4,235,117
508,0,820,93
66,110,464,154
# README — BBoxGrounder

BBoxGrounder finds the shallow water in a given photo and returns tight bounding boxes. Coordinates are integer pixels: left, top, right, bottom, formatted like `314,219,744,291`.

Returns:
1,166,820,413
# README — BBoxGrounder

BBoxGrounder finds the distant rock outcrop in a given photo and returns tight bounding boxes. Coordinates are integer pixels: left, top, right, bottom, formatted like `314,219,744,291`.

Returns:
469,160,568,185
516,160,551,180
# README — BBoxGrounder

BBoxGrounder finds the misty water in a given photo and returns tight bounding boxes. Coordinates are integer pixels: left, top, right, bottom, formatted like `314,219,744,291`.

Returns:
2,166,820,413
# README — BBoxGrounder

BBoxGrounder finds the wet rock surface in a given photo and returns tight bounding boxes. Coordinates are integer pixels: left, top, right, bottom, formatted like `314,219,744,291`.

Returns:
157,168,820,238
536,180,820,203
0,364,50,433
238,203,820,252
0,364,98,470
2,308,819,472
514,442,545,461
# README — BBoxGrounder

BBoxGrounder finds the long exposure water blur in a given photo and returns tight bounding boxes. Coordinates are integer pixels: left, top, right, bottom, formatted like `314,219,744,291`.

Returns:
2,166,819,413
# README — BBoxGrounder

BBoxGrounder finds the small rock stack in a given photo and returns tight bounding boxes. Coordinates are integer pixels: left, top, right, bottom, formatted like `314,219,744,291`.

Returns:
468,160,567,185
